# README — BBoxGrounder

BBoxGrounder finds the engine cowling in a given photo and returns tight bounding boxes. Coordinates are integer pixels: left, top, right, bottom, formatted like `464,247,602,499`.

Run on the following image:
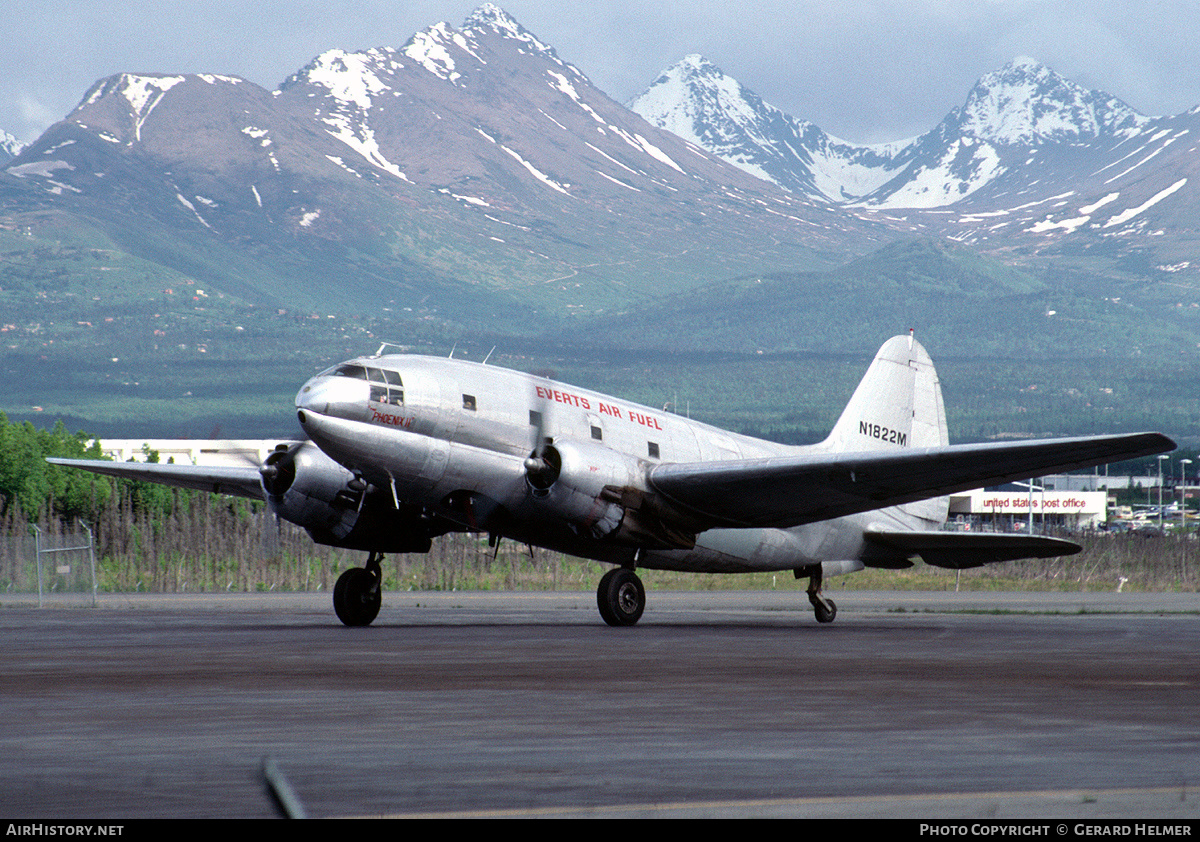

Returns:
524,438,644,540
262,441,433,552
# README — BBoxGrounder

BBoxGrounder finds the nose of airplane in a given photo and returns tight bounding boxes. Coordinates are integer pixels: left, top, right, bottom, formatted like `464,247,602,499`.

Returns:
295,374,367,427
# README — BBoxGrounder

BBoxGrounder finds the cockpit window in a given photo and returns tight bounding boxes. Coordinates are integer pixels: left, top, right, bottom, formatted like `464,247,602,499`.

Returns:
367,368,404,406
333,364,369,380
329,363,403,405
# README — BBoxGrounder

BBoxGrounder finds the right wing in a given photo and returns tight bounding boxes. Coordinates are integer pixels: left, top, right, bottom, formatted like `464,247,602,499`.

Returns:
46,457,265,500
648,431,1174,531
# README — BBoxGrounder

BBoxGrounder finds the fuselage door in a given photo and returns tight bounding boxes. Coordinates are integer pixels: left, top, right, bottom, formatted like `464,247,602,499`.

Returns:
407,367,449,485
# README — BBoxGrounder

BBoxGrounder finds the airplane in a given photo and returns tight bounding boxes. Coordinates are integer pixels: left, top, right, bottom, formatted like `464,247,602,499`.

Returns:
48,333,1174,627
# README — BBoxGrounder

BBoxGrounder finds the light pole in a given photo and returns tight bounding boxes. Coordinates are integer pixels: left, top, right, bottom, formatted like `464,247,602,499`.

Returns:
1180,459,1192,531
1013,480,1041,534
1158,455,1170,531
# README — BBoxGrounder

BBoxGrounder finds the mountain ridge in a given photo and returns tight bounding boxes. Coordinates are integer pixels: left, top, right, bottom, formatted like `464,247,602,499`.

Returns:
630,54,1185,210
2,4,1198,341
2,5,895,327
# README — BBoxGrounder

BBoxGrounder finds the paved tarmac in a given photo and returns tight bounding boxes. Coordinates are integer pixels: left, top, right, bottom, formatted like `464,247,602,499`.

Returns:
1,589,1198,819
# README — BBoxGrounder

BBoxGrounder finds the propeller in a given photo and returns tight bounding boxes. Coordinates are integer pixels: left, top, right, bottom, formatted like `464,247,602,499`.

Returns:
216,441,302,557
260,442,302,497
524,389,561,491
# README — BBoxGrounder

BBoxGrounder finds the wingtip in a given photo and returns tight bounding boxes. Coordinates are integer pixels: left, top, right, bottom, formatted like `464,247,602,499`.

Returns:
1145,432,1178,454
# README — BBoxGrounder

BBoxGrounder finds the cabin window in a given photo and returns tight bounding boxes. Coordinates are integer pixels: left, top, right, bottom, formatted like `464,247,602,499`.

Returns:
463,394,477,411
648,442,660,459
591,426,603,441
529,410,542,427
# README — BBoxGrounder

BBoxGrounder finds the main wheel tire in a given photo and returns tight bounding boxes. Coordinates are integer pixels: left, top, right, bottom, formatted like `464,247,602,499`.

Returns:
596,567,645,627
333,568,381,627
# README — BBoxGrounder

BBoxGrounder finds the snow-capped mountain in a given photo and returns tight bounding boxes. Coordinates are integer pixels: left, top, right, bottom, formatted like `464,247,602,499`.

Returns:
628,55,909,203
631,55,1178,209
0,5,880,321
631,52,1200,267
3,3,1198,332
864,60,1200,253
948,56,1147,145
0,130,22,163
858,57,1151,209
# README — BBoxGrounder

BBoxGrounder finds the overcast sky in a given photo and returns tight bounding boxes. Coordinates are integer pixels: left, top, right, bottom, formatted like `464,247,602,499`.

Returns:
5,0,1200,146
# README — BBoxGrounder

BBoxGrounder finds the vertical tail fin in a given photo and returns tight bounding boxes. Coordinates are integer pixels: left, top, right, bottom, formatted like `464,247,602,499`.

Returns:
822,333,949,525
823,332,947,453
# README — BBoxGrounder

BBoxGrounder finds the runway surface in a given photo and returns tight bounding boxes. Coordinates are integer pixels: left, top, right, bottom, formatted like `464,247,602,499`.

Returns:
2,589,1199,819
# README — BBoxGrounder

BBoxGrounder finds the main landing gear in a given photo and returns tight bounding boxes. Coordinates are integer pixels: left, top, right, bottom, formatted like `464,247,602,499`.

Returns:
333,551,383,627
597,566,645,626
796,564,837,624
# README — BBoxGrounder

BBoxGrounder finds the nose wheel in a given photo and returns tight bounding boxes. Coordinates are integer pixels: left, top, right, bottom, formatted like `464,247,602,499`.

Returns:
333,551,383,627
597,567,645,626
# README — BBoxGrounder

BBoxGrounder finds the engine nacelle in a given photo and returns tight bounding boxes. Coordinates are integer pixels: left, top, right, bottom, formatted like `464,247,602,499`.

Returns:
263,441,433,553
526,438,644,540
263,441,360,539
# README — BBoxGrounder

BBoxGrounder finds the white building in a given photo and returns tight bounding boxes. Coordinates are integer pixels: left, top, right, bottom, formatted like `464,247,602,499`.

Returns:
949,489,1109,530
95,439,295,468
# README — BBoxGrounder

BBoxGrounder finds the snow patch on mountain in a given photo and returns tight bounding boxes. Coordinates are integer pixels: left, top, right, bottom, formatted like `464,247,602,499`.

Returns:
865,138,1005,209
175,191,211,228
1103,178,1187,228
547,69,603,124
326,118,410,182
197,74,243,86
107,74,185,116
806,140,914,201
297,49,398,109
7,159,74,179
503,143,569,194
404,22,467,83
467,4,551,58
94,74,185,141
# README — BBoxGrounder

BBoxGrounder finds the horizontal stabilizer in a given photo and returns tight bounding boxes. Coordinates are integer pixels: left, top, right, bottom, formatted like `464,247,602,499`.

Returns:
863,529,1081,569
46,457,265,500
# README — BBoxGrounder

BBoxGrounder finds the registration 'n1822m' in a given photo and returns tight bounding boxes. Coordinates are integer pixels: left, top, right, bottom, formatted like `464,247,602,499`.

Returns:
860,420,907,446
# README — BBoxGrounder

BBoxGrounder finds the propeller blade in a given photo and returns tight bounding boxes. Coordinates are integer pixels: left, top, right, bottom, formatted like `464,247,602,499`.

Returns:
525,383,559,489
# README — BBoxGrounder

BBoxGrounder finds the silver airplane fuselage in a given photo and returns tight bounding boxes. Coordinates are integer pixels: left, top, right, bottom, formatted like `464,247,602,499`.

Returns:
46,334,1174,625
294,353,919,576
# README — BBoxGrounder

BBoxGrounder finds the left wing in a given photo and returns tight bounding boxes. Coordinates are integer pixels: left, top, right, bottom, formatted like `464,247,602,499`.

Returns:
46,457,265,500
648,431,1174,530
